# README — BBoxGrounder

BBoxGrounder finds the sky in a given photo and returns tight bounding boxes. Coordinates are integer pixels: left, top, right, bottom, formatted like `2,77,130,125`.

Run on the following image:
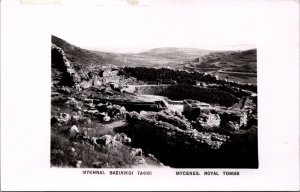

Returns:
46,0,259,53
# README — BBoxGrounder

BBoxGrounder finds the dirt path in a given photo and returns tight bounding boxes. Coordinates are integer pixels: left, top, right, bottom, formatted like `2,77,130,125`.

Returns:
216,69,257,75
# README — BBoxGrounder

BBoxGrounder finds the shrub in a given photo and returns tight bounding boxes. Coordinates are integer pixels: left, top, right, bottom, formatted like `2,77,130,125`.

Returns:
51,133,74,167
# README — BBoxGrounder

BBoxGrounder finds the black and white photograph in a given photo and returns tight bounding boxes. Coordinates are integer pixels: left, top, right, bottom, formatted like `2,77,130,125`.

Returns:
51,35,258,169
1,0,299,191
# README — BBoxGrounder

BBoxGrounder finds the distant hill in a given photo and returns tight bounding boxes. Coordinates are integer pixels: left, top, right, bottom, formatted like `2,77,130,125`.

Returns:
183,49,257,84
51,35,256,83
189,49,257,72
51,35,210,68
138,47,210,60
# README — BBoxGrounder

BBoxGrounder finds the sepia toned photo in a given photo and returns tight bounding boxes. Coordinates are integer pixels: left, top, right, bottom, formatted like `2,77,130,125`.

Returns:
51,35,258,169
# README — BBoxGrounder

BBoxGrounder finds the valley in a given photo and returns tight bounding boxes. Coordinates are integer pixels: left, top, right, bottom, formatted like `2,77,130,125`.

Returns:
51,35,258,168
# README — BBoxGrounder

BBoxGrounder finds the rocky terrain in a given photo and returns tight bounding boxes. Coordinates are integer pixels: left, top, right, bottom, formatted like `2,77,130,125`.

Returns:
51,35,258,168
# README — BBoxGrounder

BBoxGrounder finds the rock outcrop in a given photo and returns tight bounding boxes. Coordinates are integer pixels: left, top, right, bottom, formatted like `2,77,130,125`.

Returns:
93,135,113,146
122,112,232,168
113,133,132,145
52,44,120,90
52,44,81,86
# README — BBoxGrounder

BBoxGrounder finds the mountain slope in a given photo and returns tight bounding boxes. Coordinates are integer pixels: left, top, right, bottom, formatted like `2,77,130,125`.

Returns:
183,49,257,84
52,35,107,67
51,35,256,84
138,47,210,60
186,49,257,72
51,36,211,68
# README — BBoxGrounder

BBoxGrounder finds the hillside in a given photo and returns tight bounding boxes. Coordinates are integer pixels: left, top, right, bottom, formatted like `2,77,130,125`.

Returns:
137,47,210,61
52,35,107,67
183,49,257,84
51,35,210,68
52,35,256,84
189,49,257,72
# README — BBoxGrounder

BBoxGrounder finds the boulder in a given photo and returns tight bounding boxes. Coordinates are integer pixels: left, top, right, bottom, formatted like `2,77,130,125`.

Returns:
75,160,82,168
139,110,147,116
130,148,143,157
95,135,113,145
91,137,98,145
123,137,131,145
66,68,76,74
80,80,92,89
113,133,131,145
69,125,79,134
103,115,111,122
68,147,76,153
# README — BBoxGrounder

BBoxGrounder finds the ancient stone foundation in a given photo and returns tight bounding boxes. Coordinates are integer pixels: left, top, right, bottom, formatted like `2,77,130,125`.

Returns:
119,112,258,168
135,85,239,107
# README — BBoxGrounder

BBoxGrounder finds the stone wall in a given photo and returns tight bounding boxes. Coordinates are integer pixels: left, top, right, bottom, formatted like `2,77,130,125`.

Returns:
119,112,258,168
52,44,120,89
52,44,80,86
135,85,239,107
